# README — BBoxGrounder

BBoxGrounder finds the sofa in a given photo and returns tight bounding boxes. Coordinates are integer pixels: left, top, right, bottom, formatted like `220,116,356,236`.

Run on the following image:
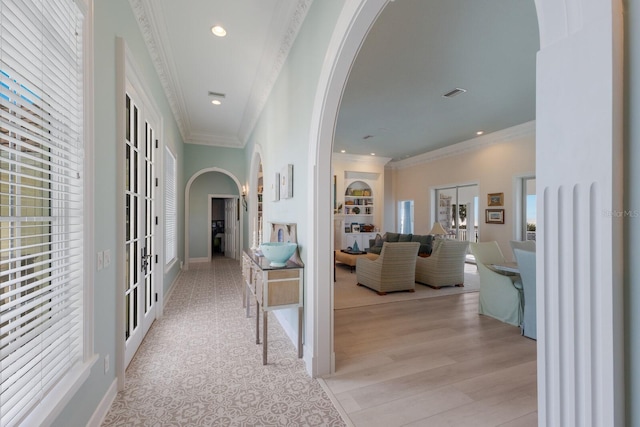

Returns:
367,232,433,256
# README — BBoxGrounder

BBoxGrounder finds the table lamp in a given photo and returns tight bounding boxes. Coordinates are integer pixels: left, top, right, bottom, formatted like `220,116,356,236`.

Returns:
429,222,448,239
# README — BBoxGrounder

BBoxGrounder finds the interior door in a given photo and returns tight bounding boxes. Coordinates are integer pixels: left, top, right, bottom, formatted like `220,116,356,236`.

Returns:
224,198,237,259
124,86,158,367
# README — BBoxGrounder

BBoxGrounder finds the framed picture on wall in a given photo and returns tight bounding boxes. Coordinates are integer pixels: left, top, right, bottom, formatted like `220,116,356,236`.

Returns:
485,209,505,224
280,164,293,199
487,192,504,206
272,172,280,201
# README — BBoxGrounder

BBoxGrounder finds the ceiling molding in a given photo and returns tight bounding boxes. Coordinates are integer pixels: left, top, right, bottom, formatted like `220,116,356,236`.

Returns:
387,121,536,170
237,0,313,144
129,0,190,142
186,132,243,148
333,152,392,166
130,0,313,148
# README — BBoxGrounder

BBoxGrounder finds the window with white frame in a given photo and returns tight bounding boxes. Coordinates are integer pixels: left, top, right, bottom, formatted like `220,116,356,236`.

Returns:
0,1,88,426
165,147,177,265
398,200,414,234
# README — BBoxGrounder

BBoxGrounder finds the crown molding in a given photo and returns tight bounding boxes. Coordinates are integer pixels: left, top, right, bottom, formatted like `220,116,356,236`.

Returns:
387,120,536,170
238,0,313,144
129,0,190,142
186,132,243,148
333,152,392,166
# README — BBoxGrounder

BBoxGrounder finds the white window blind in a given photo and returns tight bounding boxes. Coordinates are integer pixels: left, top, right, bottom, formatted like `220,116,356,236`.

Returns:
165,147,176,265
0,1,85,426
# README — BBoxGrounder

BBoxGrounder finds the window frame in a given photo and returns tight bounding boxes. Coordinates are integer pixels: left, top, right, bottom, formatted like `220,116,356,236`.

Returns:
0,0,97,425
164,146,177,267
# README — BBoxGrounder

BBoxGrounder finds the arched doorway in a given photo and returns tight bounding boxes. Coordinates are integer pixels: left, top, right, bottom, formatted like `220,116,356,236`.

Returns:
307,0,623,424
184,168,245,269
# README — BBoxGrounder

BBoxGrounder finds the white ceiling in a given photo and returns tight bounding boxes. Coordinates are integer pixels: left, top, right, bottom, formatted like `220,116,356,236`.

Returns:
132,0,539,160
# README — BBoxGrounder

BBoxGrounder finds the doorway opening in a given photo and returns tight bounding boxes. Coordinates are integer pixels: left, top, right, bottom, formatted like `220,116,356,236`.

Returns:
208,195,240,261
433,184,479,242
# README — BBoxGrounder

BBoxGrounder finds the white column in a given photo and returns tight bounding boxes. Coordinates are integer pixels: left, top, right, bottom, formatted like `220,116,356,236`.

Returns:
535,0,624,425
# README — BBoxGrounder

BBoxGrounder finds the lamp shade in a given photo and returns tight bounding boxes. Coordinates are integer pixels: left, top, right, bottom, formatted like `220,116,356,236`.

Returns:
429,222,447,236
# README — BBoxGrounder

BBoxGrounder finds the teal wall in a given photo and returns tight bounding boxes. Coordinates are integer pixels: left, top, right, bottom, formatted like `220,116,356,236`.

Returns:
244,0,345,336
188,172,238,258
184,144,246,181
52,0,186,425
625,0,639,423
183,144,246,261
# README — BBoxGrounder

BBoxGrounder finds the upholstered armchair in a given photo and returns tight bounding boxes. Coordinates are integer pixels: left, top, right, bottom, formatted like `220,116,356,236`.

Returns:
509,240,536,259
513,248,536,339
356,242,420,295
469,241,523,327
415,239,469,289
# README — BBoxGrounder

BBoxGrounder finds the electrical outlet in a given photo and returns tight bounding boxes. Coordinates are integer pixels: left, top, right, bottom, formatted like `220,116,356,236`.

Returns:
103,249,111,268
97,251,104,271
104,354,110,374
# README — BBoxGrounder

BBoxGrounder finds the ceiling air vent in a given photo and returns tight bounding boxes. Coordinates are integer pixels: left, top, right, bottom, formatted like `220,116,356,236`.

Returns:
208,91,226,98
443,88,467,98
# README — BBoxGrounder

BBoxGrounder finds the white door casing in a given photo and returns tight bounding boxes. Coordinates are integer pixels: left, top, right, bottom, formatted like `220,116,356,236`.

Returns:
123,79,159,368
116,38,163,389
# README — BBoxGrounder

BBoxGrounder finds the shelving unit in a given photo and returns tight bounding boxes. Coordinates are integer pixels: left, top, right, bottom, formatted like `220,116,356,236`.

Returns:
344,196,374,216
338,180,377,250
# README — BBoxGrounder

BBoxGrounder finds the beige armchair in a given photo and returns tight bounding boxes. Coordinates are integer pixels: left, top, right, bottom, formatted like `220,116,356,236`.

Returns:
356,242,420,295
415,239,469,289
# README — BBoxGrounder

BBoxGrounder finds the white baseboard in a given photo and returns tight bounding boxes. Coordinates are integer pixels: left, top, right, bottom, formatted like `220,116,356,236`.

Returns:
86,378,117,427
189,257,209,263
163,269,182,309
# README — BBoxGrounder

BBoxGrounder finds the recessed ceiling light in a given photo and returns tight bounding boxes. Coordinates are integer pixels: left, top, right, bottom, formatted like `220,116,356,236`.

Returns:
211,25,227,37
476,130,484,135
370,153,376,156
340,149,346,153
211,99,221,105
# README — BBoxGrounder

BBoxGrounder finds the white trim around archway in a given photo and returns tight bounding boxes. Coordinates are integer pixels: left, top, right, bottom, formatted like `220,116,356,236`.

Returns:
184,167,245,270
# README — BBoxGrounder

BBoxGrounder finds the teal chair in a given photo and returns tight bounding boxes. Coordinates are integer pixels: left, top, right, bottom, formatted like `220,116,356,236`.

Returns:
514,248,536,339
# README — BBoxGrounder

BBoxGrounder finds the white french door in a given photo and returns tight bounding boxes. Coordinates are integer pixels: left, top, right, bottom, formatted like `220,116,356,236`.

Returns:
434,184,478,241
124,85,159,366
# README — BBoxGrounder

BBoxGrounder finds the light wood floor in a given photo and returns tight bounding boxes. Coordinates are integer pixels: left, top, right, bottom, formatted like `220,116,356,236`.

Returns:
324,291,537,426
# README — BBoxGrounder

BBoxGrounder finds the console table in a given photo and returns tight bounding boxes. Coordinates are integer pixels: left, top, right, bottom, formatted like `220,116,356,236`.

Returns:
242,250,304,365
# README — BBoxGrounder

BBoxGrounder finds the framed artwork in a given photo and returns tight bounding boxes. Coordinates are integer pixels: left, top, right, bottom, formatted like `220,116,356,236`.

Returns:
272,172,280,201
280,164,293,199
351,223,361,233
485,209,505,224
487,192,504,206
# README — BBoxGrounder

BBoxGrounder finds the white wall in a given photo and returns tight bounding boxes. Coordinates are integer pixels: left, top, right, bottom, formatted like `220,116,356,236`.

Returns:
390,122,535,260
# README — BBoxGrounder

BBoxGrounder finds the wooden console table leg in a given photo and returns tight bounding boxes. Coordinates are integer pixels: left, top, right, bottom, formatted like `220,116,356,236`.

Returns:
263,310,268,365
255,302,260,344
298,306,303,358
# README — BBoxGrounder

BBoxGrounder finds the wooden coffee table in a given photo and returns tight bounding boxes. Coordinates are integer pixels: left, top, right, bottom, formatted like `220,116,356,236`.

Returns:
334,250,378,280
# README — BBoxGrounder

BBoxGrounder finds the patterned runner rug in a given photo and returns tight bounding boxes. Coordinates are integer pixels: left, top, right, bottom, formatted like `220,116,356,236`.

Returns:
102,258,345,426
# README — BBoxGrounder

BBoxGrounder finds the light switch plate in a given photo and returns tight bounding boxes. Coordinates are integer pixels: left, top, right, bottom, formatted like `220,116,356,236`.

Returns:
103,249,111,268
97,251,103,271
